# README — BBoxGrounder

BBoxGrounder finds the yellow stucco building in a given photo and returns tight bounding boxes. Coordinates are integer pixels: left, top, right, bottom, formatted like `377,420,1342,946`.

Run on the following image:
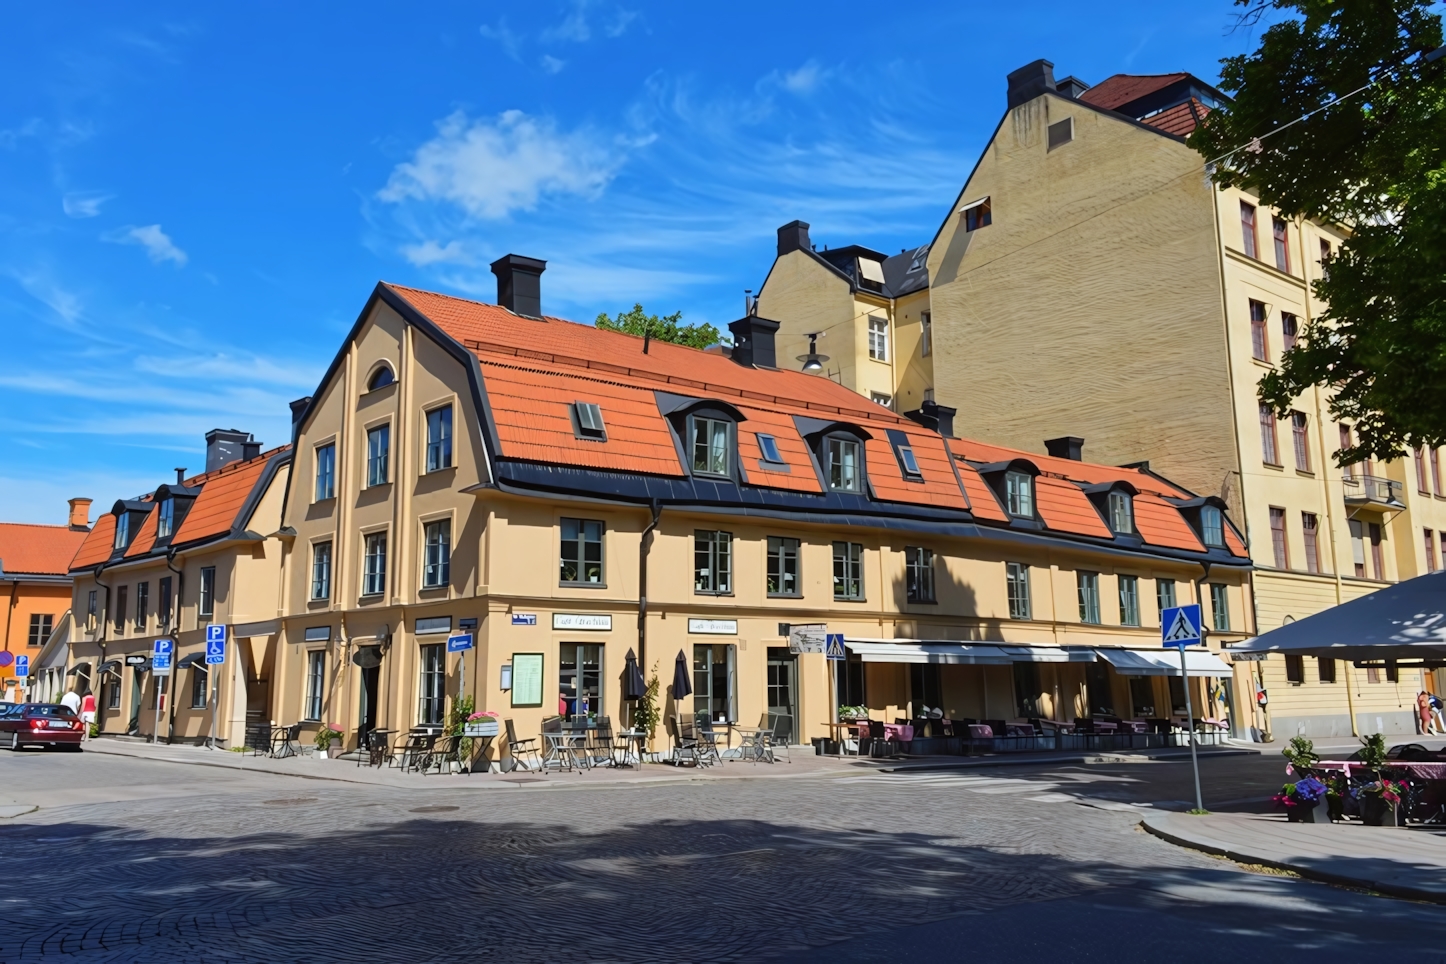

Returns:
759,60,1446,740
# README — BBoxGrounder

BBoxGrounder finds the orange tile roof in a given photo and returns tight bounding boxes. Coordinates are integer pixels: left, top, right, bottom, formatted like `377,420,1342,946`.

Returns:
0,523,88,576
949,438,1191,499
735,408,823,494
70,514,117,570
1133,493,1205,553
1142,99,1209,136
124,506,160,559
1078,73,1190,111
864,433,968,510
1035,477,1112,537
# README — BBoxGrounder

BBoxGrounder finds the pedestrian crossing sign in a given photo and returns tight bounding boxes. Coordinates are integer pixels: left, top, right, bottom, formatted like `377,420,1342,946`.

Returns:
825,634,846,660
1161,604,1203,648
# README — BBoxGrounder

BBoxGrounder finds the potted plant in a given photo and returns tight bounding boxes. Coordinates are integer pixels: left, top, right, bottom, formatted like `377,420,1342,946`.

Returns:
1325,774,1347,822
1273,776,1328,822
634,666,661,760
315,724,343,759
838,705,870,723
1281,736,1319,771
1355,778,1406,826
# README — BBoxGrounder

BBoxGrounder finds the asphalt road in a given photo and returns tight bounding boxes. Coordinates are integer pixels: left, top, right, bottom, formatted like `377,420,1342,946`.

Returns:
2,748,1443,962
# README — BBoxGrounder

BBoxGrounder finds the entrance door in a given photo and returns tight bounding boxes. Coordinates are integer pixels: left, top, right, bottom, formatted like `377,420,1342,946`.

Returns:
128,667,145,734
359,665,379,736
765,648,797,743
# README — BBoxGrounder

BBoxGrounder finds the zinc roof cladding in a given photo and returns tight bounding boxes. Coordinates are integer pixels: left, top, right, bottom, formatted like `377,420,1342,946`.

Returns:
880,245,931,298
0,523,89,576
385,284,910,426
1077,73,1190,111
480,363,685,476
70,514,117,570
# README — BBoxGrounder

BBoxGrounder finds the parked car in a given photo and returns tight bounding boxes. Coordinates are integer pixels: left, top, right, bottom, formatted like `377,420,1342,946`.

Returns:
1,703,84,751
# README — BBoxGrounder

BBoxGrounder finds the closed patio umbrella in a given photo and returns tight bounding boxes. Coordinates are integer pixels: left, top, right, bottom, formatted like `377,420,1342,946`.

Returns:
672,650,692,698
622,648,646,701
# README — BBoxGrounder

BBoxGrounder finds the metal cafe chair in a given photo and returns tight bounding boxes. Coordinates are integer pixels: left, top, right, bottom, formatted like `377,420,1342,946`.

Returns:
420,734,462,775
669,716,700,767
504,718,541,772
590,718,617,768
695,720,723,768
762,717,792,764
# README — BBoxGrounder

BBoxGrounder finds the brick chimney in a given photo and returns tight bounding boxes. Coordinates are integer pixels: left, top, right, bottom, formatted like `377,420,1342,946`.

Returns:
67,497,92,530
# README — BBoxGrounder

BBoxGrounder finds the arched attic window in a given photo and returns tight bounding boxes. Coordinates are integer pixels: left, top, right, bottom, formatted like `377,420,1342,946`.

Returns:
794,417,873,495
655,393,747,481
1168,496,1232,549
1080,481,1139,537
367,364,395,391
973,459,1041,523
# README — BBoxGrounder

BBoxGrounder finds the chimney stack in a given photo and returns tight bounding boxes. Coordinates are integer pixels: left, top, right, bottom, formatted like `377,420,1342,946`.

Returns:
205,428,255,472
490,254,547,319
289,396,313,432
776,221,812,257
1045,436,1085,461
727,315,781,369
904,400,957,438
67,497,91,530
1006,59,1057,109
175,468,186,484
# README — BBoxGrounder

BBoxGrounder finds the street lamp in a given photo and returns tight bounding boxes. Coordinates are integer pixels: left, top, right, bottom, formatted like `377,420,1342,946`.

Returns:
797,332,829,372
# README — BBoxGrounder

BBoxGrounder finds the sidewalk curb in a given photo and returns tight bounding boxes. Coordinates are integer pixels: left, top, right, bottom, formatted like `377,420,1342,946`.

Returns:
880,746,1260,773
1140,813,1446,906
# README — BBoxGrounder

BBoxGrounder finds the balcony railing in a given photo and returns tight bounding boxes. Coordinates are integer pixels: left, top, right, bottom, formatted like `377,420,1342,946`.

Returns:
1342,474,1404,507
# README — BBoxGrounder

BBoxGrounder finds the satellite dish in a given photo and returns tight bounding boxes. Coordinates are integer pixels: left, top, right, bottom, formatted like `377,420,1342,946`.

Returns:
352,646,382,669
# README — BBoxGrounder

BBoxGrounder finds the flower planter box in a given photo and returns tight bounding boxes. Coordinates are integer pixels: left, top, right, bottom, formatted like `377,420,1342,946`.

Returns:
1361,795,1402,827
463,721,500,737
1286,800,1324,823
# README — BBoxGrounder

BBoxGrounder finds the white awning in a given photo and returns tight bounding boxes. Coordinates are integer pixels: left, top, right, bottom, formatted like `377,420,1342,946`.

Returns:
998,645,1097,663
858,258,886,285
1095,647,1232,677
843,640,1013,665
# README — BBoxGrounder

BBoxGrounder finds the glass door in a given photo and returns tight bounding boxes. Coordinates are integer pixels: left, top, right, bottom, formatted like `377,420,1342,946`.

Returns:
765,648,797,743
559,644,602,722
693,644,736,726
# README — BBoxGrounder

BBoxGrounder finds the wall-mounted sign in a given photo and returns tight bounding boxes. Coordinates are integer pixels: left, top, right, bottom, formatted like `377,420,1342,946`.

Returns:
125,654,149,667
510,653,543,707
500,664,513,690
447,633,474,653
552,613,611,631
788,623,827,655
512,613,537,626
688,618,738,635
415,616,452,636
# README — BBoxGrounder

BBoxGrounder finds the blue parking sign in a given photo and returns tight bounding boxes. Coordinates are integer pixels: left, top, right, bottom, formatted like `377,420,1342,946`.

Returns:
153,638,174,656
14,655,28,677
206,624,225,646
206,637,226,665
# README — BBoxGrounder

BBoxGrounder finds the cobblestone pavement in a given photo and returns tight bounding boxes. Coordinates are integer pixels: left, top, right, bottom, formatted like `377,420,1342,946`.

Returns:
2,751,1444,962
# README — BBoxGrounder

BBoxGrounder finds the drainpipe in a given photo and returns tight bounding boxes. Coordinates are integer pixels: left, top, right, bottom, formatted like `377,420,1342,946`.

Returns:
637,501,663,675
4,578,17,673
165,548,185,744
94,564,111,698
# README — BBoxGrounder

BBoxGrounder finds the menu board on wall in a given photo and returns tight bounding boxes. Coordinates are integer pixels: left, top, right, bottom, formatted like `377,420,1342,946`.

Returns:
511,653,544,707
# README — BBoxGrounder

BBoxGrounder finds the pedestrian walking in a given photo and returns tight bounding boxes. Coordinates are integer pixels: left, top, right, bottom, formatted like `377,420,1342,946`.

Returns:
1418,691,1434,735
1430,691,1446,735
60,687,81,715
80,690,97,741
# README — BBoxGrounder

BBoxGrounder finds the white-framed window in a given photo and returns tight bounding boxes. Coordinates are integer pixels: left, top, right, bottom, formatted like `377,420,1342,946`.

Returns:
690,416,730,476
920,311,932,357
362,532,387,596
868,316,888,361
199,566,216,619
560,643,603,721
1201,506,1225,547
157,498,175,539
694,530,733,594
1118,574,1141,626
1107,491,1133,534
826,437,861,492
1077,571,1101,624
1156,578,1177,614
693,643,737,725
897,446,922,478
426,406,454,470
423,519,451,588
905,546,935,603
833,541,864,600
1210,583,1231,631
304,650,325,721
766,536,800,596
417,644,444,726
560,518,604,585
1006,562,1030,619
1005,471,1034,517
871,392,892,409
366,424,390,487
134,581,148,631
314,443,336,501
311,541,332,600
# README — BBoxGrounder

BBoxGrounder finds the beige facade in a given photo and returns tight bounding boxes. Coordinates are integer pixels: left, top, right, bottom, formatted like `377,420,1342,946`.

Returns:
757,62,1446,740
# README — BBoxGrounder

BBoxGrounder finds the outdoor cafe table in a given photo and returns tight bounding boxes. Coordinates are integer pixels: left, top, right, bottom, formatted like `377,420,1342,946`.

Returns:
614,729,645,767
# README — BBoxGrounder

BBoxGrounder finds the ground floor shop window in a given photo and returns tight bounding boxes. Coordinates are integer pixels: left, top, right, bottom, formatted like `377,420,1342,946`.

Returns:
417,644,444,726
835,652,865,709
1086,662,1114,716
1168,676,1188,716
1012,661,1041,718
191,665,208,709
1129,677,1156,717
909,663,942,714
692,644,735,725
560,643,602,721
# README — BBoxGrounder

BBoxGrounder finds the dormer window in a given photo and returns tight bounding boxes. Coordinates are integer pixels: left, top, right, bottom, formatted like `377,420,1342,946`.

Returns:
757,433,783,464
1202,505,1225,547
367,365,394,391
573,402,606,441
113,513,130,549
826,436,861,492
1107,490,1133,534
1005,470,1033,517
690,415,731,476
962,197,992,232
857,257,885,293
157,499,175,539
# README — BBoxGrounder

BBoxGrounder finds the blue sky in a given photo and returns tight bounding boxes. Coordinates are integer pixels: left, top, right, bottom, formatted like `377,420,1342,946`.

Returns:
0,0,1263,523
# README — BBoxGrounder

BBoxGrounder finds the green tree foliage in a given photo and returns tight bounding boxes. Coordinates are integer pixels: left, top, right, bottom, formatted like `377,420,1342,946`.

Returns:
1188,1,1445,465
594,304,723,351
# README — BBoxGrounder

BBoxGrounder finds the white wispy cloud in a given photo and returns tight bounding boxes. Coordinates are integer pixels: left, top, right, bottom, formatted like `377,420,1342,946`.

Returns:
378,110,625,220
62,191,113,218
777,61,829,96
402,239,472,266
479,18,522,61
541,0,592,42
540,54,567,74
104,223,188,266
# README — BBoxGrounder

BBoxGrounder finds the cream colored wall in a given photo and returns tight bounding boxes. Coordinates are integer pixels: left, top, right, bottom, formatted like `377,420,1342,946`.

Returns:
890,288,935,413
927,94,1238,504
756,250,859,388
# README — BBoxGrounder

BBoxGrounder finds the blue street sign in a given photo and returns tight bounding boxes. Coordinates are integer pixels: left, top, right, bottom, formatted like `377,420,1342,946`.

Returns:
151,653,172,672
825,633,847,660
447,633,474,653
206,624,226,646
511,613,536,626
14,655,28,677
205,637,226,665
1161,604,1204,648
153,638,174,656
